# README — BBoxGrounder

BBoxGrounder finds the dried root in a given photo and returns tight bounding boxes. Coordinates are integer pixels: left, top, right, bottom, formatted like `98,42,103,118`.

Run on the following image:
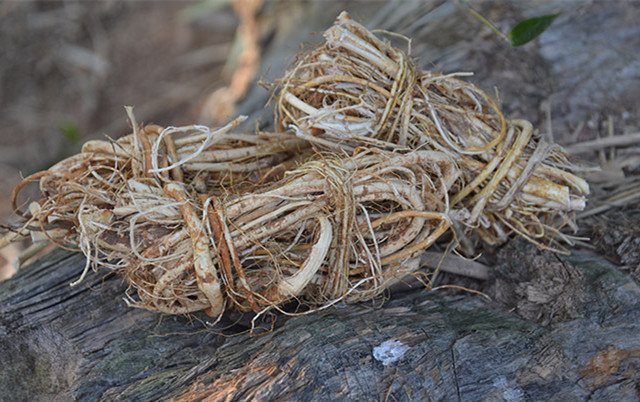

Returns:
5,117,458,317
275,11,589,253
143,149,456,315
11,116,310,245
1,12,591,321
6,117,310,313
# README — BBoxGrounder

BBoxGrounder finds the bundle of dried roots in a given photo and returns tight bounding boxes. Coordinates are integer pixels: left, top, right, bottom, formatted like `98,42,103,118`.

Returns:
1,13,590,321
130,148,456,316
276,12,589,253
4,109,458,318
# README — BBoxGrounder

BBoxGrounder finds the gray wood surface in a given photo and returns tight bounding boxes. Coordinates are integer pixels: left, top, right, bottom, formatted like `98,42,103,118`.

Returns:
2,243,640,401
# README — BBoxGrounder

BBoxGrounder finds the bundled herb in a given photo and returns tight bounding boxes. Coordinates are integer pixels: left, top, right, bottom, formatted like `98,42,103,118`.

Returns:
276,12,588,253
1,13,589,321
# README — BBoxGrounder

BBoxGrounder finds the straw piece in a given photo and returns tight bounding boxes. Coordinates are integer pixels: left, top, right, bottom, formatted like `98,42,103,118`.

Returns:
566,132,640,154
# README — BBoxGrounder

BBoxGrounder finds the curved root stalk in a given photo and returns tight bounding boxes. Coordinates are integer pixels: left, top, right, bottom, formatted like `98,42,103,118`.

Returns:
165,182,224,317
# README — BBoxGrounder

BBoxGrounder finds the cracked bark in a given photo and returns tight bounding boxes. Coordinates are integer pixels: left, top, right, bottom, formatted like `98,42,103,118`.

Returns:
450,345,461,402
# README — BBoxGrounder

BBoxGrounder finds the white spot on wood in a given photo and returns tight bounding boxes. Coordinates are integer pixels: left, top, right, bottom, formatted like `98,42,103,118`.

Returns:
493,376,524,402
373,340,410,366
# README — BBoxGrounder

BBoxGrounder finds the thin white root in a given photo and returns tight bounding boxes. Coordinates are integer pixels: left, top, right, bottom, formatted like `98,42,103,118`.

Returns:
277,215,332,297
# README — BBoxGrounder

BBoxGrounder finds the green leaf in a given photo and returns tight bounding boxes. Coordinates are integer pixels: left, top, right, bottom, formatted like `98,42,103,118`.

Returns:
59,120,81,143
508,13,560,47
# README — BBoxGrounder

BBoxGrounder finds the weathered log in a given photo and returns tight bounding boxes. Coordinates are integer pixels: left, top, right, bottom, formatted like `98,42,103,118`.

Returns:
1,242,640,400
2,1,640,401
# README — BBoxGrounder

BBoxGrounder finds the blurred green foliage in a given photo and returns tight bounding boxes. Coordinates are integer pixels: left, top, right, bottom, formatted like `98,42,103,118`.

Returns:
462,1,559,47
179,0,233,21
508,14,560,47
59,120,81,144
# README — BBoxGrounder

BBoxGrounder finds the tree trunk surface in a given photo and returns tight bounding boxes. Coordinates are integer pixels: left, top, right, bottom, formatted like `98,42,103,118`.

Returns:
2,244,640,401
2,1,640,401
